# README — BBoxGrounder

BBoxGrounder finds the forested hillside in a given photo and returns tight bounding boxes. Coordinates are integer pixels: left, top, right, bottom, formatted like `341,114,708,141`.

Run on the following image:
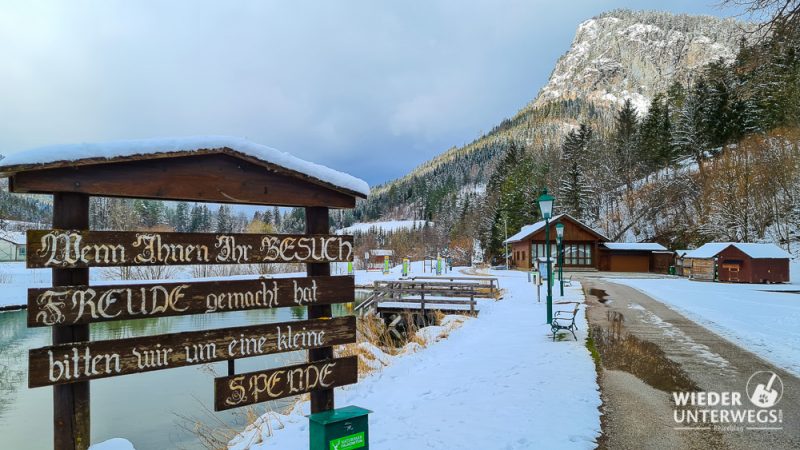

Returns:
343,7,800,261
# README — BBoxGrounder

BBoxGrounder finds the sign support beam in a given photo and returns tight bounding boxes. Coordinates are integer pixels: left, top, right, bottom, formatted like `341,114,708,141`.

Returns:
306,206,334,414
52,192,90,450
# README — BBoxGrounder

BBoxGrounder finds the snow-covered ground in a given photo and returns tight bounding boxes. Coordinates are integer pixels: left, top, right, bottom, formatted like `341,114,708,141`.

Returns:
610,269,800,377
336,220,432,234
89,438,135,450
231,269,601,449
0,259,445,308
0,260,600,449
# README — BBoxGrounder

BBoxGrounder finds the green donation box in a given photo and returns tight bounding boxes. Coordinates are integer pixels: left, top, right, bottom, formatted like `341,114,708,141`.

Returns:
309,406,372,450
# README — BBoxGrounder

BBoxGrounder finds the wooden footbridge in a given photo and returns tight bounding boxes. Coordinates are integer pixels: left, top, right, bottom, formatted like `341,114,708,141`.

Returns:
355,276,500,331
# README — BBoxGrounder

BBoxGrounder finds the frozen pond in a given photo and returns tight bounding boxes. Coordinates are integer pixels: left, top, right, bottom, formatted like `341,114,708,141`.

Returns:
0,296,364,449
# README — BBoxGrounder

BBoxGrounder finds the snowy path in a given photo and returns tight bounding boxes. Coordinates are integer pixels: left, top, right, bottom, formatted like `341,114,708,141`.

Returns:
243,270,601,449
608,277,800,377
583,279,800,450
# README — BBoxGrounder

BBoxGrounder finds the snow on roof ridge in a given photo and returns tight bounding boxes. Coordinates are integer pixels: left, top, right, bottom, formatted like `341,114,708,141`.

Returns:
686,242,791,259
0,231,26,245
604,242,667,251
504,213,609,244
503,214,566,244
0,135,370,196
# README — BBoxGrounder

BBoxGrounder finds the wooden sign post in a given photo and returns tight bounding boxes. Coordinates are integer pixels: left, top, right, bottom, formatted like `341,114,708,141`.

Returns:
52,193,91,450
0,142,368,450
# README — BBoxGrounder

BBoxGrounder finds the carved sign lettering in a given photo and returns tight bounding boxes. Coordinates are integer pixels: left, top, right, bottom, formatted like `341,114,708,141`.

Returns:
28,316,356,387
213,356,358,411
27,276,354,327
26,230,354,268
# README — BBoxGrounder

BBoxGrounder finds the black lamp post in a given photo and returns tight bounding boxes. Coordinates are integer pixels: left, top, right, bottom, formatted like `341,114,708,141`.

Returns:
538,189,554,324
556,222,564,297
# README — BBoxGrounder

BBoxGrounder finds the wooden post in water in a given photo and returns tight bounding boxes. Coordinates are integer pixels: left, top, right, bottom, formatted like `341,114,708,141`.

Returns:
306,206,334,413
52,192,90,450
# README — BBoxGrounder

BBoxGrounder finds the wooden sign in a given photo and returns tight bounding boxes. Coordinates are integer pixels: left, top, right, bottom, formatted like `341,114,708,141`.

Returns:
214,356,358,411
29,316,356,388
27,275,354,327
26,230,354,268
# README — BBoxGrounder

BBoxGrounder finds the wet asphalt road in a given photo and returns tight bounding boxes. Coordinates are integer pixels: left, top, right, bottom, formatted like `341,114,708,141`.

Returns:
581,278,800,450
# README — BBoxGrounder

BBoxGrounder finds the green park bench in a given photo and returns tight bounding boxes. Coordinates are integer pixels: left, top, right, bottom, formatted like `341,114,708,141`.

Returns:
551,302,580,341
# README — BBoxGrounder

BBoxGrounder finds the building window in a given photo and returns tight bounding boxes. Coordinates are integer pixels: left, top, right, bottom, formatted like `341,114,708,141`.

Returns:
563,243,592,266
531,242,593,266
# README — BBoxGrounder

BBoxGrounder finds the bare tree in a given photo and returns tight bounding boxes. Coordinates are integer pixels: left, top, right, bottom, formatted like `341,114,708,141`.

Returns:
722,0,800,34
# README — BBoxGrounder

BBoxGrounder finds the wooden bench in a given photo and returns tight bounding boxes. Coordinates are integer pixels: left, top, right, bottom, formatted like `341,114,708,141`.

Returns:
551,302,580,341
563,275,573,287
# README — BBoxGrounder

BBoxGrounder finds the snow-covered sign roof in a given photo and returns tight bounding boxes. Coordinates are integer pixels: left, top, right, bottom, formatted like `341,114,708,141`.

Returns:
503,214,608,244
603,242,668,251
0,231,25,245
0,136,369,197
675,249,693,257
369,249,394,256
685,243,791,259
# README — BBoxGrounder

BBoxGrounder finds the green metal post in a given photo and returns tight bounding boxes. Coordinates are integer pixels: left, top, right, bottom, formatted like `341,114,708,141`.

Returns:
546,217,552,324
559,238,564,297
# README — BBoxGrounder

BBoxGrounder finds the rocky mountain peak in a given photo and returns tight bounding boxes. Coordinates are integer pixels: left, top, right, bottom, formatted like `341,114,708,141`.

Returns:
532,9,748,115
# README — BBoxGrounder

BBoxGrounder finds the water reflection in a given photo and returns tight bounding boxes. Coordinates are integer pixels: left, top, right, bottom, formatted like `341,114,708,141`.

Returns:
0,294,366,450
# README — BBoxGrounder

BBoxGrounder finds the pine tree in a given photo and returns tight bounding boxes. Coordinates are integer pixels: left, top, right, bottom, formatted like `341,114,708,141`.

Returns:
216,205,233,233
638,94,674,171
134,200,164,229
673,90,711,180
613,99,640,189
273,206,282,231
172,202,190,232
559,125,594,220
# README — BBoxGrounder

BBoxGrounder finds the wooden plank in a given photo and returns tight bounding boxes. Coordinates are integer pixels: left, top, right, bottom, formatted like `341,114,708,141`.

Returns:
27,275,355,327
213,356,358,411
306,206,334,414
28,316,356,388
51,192,91,450
9,153,359,207
26,230,353,268
376,298,477,305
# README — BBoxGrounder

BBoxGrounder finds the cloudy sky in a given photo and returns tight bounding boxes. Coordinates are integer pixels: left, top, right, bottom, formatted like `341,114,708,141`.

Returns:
0,1,742,186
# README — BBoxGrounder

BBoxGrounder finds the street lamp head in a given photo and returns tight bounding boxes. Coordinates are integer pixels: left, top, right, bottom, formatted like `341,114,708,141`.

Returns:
538,188,555,220
555,222,565,242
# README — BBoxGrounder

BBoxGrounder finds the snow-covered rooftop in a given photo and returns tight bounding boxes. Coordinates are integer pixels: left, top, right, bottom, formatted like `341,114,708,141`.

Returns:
675,249,693,257
685,243,791,259
504,214,566,244
0,136,370,197
603,242,668,251
0,231,26,245
369,249,394,256
504,214,608,244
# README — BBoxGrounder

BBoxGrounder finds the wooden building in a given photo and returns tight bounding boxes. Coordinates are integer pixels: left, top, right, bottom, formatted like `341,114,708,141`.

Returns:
504,214,608,270
0,231,26,262
598,243,671,273
365,249,394,271
504,214,671,273
684,243,791,283
674,249,692,277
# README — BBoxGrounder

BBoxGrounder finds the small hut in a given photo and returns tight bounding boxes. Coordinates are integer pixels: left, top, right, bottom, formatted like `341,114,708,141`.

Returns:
598,242,670,273
366,249,393,271
674,249,692,277
684,243,791,283
0,231,26,261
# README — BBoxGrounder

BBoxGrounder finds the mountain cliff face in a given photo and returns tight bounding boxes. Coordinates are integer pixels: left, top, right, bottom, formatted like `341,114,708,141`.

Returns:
345,9,748,228
533,10,745,115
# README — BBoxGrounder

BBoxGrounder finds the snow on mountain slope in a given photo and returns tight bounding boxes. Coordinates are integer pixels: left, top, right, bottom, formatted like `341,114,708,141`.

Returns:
533,10,747,115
